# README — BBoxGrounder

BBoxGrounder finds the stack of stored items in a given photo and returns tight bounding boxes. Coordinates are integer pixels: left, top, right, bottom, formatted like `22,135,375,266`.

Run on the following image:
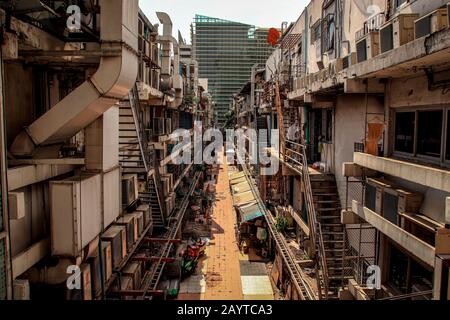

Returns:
45,166,121,300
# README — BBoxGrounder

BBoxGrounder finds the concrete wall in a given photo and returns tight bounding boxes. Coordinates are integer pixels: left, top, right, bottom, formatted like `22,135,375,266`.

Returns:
389,74,450,108
4,63,35,147
394,0,448,17
334,94,384,206
9,184,49,256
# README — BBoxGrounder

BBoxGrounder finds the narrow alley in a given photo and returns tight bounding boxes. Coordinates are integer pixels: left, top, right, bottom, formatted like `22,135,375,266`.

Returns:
1,0,450,306
178,154,274,300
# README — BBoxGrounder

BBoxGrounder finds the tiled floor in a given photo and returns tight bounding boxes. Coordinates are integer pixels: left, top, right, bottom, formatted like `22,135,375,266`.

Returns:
178,156,274,300
203,158,244,300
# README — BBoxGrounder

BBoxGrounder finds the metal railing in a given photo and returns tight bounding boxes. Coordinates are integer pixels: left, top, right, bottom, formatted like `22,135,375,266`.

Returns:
355,13,386,41
238,154,316,300
273,78,329,298
284,140,330,299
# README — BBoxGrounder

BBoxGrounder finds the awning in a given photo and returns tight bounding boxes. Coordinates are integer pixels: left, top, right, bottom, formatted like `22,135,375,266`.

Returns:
231,182,251,193
239,203,265,222
230,177,247,186
233,191,256,206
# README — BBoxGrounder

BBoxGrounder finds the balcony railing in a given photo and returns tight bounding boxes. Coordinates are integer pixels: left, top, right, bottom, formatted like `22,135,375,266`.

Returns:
355,13,386,41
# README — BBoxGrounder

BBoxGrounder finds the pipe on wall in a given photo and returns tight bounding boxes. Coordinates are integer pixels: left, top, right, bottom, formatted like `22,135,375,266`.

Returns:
10,0,139,157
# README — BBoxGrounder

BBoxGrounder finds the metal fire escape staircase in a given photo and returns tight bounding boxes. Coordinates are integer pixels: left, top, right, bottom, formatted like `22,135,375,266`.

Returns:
139,171,202,299
274,80,331,299
119,84,166,227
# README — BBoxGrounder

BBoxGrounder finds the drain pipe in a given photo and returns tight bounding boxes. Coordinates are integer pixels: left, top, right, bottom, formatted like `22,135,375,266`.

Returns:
10,0,139,156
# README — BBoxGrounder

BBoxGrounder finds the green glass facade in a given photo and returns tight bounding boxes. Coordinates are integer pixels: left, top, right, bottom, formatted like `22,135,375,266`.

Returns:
192,15,274,124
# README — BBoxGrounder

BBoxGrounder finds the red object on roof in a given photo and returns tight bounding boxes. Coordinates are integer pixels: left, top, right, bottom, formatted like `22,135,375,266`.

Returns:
267,28,281,47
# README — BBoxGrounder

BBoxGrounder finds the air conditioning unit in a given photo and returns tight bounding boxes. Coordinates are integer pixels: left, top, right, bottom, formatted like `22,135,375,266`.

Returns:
414,9,448,39
50,174,102,257
165,118,172,134
342,53,357,69
66,263,92,300
356,31,380,63
111,276,134,300
101,225,127,269
365,178,394,214
153,117,165,135
115,215,136,250
122,174,139,207
13,280,30,300
380,14,419,53
136,204,152,228
88,251,103,298
130,211,144,237
8,191,25,220
137,81,153,100
123,262,143,290
101,241,113,282
383,187,423,225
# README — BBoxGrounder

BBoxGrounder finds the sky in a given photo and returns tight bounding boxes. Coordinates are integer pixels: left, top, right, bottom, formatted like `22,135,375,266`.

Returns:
139,0,308,43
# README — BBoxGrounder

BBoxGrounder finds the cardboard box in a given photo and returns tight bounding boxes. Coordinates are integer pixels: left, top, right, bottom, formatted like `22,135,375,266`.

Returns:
435,228,450,255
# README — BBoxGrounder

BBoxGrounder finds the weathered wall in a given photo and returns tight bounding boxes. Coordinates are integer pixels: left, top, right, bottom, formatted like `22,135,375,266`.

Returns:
9,184,49,256
389,74,450,108
4,63,35,147
334,94,384,206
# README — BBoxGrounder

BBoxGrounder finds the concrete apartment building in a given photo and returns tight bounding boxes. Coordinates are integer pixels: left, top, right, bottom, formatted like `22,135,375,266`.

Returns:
0,1,212,300
192,15,275,125
235,0,450,300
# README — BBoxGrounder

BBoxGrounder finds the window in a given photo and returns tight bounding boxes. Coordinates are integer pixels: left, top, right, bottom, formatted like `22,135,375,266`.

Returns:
311,20,321,44
395,0,407,9
394,108,450,165
447,111,450,161
325,108,333,142
417,110,443,158
394,112,415,154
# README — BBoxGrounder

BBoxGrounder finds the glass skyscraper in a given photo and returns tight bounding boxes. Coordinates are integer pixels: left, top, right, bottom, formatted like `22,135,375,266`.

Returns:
192,15,275,124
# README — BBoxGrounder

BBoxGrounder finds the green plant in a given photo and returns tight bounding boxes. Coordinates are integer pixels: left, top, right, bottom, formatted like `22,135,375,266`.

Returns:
274,216,288,232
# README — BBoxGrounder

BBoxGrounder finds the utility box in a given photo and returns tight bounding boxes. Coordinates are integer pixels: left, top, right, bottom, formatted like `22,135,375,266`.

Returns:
101,241,113,282
122,174,139,207
8,192,25,220
129,211,144,237
50,174,102,257
115,215,136,250
13,279,30,300
101,225,127,269
436,228,450,255
136,204,152,228
122,261,143,289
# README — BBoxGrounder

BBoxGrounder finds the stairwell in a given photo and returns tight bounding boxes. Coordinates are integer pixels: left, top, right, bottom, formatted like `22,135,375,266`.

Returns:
310,174,350,298
119,85,166,228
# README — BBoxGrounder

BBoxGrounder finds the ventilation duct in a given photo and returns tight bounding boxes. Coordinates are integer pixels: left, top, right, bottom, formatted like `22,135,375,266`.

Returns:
10,0,139,156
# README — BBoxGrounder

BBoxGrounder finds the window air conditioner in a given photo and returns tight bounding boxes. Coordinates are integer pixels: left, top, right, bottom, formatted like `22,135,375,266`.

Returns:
414,8,448,39
356,31,380,63
380,14,419,53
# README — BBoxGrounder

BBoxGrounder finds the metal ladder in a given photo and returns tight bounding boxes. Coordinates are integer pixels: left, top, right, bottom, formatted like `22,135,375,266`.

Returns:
140,171,201,298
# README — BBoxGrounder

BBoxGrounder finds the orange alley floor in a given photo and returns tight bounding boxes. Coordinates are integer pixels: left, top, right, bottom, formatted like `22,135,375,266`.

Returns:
178,156,274,300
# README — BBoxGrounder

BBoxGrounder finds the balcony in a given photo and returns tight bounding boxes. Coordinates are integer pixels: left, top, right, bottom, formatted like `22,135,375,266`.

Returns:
353,152,450,193
351,200,435,268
